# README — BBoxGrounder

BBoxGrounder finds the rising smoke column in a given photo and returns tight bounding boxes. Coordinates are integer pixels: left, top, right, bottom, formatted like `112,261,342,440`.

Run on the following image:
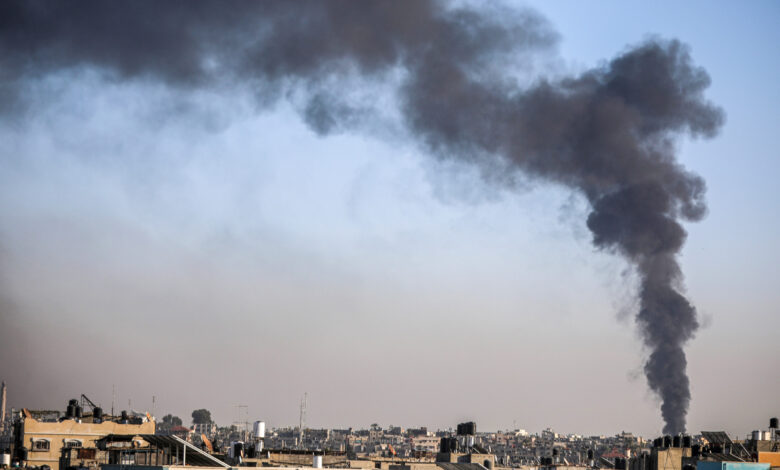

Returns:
0,0,723,433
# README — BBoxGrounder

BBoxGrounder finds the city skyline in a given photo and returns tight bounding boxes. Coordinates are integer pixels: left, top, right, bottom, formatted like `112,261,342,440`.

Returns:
0,1,777,439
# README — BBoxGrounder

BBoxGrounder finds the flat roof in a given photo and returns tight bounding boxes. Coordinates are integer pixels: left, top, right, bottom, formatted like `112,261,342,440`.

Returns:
101,434,229,468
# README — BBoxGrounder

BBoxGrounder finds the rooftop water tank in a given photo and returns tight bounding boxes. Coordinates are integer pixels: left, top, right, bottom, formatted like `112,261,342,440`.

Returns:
93,407,103,423
253,421,266,439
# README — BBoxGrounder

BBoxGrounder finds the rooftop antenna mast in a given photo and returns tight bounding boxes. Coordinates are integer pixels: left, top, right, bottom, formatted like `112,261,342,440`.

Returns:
234,405,248,440
298,393,307,449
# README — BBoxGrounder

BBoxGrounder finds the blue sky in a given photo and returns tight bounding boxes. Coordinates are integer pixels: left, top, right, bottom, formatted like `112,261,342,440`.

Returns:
522,0,780,434
0,1,777,437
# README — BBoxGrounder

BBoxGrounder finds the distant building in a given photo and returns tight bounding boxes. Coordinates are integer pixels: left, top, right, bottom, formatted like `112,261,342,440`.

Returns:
169,425,193,441
193,422,217,437
412,436,441,453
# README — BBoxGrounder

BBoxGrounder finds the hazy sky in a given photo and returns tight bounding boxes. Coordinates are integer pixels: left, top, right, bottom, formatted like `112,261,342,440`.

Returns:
0,0,778,438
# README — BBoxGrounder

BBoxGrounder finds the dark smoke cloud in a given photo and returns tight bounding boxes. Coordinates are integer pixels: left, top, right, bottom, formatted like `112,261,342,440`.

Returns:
0,0,723,433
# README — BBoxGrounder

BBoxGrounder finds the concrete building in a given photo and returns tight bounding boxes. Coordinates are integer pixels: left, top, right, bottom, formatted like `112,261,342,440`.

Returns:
413,436,442,453
437,451,495,467
648,447,691,470
193,423,217,438
12,409,154,470
97,434,228,468
388,463,487,470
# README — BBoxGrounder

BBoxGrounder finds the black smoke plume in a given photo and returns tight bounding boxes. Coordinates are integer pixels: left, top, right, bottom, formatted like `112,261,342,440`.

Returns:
0,0,723,433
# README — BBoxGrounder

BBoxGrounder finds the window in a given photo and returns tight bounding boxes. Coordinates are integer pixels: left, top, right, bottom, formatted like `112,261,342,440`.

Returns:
77,448,96,460
31,439,50,451
64,439,83,448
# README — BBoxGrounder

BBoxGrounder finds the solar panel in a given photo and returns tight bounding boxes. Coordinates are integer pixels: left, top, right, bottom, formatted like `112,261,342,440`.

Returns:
100,433,229,468
140,434,230,468
701,431,733,445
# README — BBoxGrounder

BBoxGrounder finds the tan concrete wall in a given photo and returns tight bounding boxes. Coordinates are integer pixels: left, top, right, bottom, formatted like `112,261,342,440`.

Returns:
651,448,690,470
465,453,494,465
436,452,462,463
435,452,495,465
22,417,155,470
265,452,346,467
388,463,439,470
349,459,378,469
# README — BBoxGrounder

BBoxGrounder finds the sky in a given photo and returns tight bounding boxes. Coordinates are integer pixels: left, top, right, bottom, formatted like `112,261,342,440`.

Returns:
0,0,778,438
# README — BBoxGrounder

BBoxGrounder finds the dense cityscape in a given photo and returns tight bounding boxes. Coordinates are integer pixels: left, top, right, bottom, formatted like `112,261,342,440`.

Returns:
0,385,777,470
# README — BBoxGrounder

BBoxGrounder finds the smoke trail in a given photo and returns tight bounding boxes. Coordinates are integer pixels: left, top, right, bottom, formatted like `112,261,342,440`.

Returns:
0,0,723,433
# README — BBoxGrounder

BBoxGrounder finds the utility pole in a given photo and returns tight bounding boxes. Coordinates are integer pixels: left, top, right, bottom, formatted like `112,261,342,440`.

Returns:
298,393,307,450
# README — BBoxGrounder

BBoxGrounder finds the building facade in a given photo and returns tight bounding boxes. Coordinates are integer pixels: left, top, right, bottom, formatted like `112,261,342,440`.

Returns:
16,415,154,470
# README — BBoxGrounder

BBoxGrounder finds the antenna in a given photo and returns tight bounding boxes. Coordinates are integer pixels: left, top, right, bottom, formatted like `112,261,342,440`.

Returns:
111,384,115,417
298,393,307,449
234,405,249,440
